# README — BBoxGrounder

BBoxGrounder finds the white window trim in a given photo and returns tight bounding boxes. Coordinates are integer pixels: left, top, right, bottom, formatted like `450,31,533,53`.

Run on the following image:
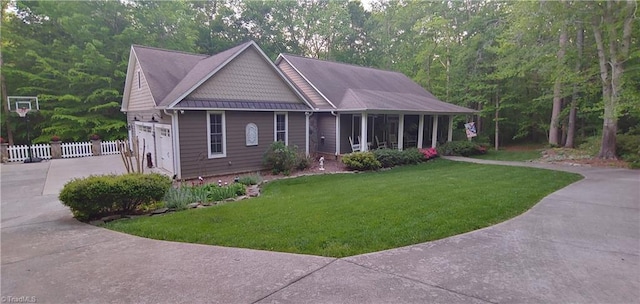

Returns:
274,112,288,145
207,111,227,158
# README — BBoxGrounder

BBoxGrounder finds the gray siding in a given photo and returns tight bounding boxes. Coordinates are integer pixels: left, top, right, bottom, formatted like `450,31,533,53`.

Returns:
316,113,336,154
126,59,156,111
277,59,332,109
178,110,307,179
188,48,301,103
288,112,306,151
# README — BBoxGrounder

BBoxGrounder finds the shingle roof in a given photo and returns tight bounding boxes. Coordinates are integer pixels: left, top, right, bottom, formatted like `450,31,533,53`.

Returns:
279,54,475,114
132,45,207,105
178,99,310,111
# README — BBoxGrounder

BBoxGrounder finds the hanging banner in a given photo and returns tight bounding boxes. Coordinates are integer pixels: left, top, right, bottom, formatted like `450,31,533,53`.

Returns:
464,122,477,138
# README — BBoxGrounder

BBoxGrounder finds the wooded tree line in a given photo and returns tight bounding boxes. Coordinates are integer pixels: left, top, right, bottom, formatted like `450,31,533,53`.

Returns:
1,0,637,158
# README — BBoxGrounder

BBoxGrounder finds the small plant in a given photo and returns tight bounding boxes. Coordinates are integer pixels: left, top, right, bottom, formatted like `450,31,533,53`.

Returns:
163,186,196,210
263,141,298,175
296,153,312,170
419,147,439,160
341,151,381,171
51,135,61,142
202,183,246,201
238,174,262,186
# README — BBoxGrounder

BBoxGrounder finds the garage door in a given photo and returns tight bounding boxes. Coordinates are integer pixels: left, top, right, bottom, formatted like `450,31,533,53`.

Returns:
156,125,174,175
135,122,155,168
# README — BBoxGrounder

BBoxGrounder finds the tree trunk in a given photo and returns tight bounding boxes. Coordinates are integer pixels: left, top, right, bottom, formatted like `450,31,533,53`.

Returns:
565,26,583,148
593,0,634,159
549,21,567,146
494,93,499,151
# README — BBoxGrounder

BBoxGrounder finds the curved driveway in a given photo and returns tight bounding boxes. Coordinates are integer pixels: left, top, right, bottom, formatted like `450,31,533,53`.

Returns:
1,155,638,303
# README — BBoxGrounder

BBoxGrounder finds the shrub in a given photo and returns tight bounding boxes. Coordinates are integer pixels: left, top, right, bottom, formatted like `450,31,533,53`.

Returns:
372,149,404,168
263,141,298,175
202,183,246,201
341,151,381,171
296,153,312,170
401,148,425,165
164,186,196,210
237,174,262,186
437,141,487,156
616,134,640,158
59,173,172,221
419,147,439,160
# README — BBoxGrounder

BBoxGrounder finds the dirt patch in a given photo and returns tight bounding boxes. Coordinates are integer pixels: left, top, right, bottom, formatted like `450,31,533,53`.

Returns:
538,148,629,168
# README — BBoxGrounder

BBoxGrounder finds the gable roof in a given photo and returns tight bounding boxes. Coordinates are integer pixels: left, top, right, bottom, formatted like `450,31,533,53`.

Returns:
123,41,312,111
277,54,475,114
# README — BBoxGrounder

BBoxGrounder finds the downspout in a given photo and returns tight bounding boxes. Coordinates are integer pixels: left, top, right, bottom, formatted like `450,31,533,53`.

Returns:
164,109,181,180
331,111,340,156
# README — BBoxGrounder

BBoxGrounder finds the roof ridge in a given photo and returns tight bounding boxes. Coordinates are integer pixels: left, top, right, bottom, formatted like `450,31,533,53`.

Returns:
132,44,208,58
280,53,406,76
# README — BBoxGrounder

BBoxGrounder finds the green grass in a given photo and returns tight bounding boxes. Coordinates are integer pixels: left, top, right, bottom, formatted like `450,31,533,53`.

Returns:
104,159,581,257
471,149,543,161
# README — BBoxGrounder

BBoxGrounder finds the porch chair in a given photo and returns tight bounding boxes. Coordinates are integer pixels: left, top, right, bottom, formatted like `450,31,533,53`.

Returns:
375,136,387,149
349,136,360,152
389,134,399,149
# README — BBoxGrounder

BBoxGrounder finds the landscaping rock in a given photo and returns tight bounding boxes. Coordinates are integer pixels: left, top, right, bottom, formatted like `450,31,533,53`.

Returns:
235,195,248,201
247,185,260,197
225,198,235,202
100,215,122,222
151,208,169,214
196,205,206,208
187,203,200,209
89,220,104,226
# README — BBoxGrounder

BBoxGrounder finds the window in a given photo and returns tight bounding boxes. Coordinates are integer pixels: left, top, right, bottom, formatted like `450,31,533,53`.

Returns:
207,112,226,158
274,113,288,144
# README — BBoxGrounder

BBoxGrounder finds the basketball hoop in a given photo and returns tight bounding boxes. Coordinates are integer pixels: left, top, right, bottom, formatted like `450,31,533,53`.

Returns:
16,107,30,118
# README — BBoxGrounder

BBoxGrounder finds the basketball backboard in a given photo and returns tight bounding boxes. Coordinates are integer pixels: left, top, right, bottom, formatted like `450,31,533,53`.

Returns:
7,96,39,112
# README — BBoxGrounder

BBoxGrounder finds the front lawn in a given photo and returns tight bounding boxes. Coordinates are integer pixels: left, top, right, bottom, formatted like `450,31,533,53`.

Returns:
471,149,543,161
104,159,581,257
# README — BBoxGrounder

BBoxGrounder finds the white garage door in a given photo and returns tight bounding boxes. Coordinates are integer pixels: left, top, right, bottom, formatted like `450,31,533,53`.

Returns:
135,123,155,168
156,125,174,175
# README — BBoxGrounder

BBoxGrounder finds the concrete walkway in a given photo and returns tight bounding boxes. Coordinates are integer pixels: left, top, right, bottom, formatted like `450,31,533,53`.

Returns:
1,155,638,303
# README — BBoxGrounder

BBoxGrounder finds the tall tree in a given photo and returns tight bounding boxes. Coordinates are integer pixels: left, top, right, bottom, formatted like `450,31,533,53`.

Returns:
591,0,636,158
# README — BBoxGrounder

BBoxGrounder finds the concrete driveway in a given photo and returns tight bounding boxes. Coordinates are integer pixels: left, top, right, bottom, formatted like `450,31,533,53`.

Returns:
1,155,638,303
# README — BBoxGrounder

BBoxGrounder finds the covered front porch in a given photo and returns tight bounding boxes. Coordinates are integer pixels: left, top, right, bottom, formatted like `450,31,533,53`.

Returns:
336,113,455,154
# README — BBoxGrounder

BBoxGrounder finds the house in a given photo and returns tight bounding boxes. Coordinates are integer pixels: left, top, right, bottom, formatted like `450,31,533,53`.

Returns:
275,54,476,156
121,41,313,180
121,41,475,180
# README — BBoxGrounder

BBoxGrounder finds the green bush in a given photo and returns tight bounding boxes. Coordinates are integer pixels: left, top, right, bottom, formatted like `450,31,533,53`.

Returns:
202,183,246,202
616,134,640,158
164,186,196,210
372,149,404,168
437,141,487,156
296,153,312,170
401,148,425,165
263,141,298,175
59,173,172,221
341,152,381,171
237,174,262,186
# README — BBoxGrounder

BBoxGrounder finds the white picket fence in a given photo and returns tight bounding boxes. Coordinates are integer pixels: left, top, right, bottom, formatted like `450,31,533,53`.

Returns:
100,140,120,155
7,144,52,162
61,142,93,158
5,140,122,162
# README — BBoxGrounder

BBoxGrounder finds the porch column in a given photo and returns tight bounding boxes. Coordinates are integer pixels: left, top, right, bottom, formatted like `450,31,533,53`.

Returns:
335,113,340,155
360,112,368,151
398,114,404,150
417,114,424,149
431,115,439,148
305,112,310,156
447,115,454,142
